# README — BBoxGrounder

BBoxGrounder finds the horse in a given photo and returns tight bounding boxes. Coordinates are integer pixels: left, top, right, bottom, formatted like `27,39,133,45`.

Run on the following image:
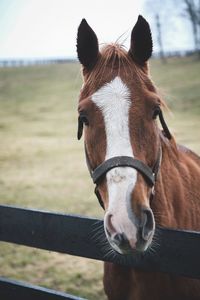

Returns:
76,15,200,300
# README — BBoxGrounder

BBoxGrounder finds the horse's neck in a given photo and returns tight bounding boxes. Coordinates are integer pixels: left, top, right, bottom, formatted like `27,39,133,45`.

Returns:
152,138,200,230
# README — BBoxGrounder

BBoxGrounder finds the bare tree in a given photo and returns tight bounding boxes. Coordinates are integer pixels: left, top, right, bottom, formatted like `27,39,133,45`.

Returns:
155,14,167,62
143,0,175,62
183,0,200,57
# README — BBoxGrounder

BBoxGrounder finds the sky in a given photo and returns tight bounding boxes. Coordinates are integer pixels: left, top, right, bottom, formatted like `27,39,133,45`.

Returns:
0,0,194,59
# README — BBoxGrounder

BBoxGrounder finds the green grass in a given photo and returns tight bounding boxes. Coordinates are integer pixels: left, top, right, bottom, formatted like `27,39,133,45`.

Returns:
150,56,200,113
0,57,200,299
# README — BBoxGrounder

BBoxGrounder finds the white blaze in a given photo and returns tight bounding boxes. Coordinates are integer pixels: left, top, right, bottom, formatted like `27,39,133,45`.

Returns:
92,76,137,241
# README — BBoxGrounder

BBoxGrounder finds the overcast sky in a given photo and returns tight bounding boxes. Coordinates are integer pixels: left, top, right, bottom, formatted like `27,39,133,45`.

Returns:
0,0,194,59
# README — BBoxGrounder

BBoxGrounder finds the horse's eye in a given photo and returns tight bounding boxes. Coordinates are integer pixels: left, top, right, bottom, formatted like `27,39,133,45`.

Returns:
152,107,160,119
79,113,89,126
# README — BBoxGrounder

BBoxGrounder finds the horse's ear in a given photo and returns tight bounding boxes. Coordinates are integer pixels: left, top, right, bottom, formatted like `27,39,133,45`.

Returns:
77,19,99,70
129,15,153,65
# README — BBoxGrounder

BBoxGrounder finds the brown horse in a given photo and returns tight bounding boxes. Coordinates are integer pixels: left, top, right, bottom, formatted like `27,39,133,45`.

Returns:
76,16,200,300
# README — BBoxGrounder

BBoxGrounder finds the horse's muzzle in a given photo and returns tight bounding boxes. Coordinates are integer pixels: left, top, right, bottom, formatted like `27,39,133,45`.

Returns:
104,207,155,254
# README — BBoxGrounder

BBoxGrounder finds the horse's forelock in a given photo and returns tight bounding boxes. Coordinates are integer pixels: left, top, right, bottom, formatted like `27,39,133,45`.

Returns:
80,43,168,115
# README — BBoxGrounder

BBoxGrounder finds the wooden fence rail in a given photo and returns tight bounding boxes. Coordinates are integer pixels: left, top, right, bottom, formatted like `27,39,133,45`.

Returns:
0,277,86,300
0,204,200,299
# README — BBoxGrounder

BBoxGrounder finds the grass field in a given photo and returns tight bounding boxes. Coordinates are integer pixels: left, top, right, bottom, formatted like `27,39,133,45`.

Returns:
0,56,200,299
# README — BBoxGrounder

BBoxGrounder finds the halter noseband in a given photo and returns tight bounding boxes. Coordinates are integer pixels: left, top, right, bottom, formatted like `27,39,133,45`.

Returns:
92,156,156,186
78,108,171,210
84,145,162,210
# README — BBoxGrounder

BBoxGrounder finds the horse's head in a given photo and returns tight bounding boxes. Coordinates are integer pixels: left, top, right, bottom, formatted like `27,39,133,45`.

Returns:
76,16,169,254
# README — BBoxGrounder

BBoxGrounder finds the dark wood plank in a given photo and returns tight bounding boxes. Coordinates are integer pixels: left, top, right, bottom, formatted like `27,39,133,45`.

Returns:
0,205,200,279
0,277,87,300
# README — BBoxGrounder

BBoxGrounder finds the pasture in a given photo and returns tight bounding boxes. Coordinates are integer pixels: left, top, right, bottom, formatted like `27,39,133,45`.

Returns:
0,56,200,299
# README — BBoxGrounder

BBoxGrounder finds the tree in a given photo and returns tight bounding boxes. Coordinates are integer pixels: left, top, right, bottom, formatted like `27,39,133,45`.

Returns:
155,14,166,62
143,0,175,62
183,0,200,57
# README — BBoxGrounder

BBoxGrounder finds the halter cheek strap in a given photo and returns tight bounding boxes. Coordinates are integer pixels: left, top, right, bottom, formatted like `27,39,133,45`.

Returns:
158,110,172,140
94,186,105,210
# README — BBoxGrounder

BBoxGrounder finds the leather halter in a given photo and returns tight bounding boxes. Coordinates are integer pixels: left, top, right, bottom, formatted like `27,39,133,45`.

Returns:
84,144,162,210
92,156,156,187
78,108,171,210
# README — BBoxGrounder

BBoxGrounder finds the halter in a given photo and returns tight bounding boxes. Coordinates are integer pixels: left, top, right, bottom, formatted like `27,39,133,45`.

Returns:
78,108,171,210
85,146,162,209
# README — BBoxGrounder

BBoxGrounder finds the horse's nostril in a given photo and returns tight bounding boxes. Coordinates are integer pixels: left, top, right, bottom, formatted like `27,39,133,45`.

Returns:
113,233,123,245
141,208,154,241
113,233,122,245
113,233,129,247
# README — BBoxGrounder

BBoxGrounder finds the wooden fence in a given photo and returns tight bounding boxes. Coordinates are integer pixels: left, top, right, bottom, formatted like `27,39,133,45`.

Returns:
0,50,197,68
0,204,200,299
